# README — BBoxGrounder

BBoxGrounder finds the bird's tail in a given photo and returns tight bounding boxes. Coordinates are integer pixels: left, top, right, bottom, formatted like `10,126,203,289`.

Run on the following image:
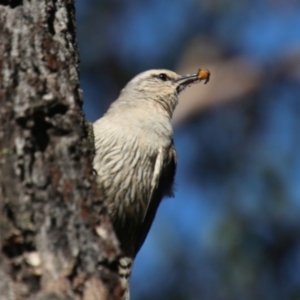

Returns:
119,256,133,300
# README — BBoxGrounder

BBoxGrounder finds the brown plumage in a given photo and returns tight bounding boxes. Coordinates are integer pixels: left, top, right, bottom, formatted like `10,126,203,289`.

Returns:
93,69,209,299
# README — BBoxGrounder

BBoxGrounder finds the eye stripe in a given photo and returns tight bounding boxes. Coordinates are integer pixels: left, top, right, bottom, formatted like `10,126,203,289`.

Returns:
152,73,169,81
150,73,172,81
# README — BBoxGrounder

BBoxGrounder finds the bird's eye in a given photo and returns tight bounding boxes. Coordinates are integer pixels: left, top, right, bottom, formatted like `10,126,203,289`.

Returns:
158,73,168,81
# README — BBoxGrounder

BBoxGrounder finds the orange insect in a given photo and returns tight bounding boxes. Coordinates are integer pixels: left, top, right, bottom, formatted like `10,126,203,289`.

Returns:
197,68,210,84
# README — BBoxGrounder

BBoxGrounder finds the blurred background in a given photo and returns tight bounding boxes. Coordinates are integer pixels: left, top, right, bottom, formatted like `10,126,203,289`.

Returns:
75,1,300,299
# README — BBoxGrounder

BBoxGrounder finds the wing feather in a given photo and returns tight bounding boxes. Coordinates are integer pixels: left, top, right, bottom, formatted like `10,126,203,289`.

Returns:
134,143,177,256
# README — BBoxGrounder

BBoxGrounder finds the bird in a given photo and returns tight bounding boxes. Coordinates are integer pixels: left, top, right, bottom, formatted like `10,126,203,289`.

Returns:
93,68,210,299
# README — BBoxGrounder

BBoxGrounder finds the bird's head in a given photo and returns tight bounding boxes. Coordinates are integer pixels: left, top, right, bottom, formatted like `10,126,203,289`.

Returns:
114,68,210,118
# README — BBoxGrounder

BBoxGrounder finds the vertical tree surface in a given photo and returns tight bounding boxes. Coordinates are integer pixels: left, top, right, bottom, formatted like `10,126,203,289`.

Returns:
0,1,121,299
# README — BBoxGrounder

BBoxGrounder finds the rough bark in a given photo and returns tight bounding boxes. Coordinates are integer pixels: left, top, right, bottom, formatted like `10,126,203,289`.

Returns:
0,1,121,299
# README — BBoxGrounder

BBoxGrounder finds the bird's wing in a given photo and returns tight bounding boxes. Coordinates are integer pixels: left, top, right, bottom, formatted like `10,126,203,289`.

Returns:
134,144,177,256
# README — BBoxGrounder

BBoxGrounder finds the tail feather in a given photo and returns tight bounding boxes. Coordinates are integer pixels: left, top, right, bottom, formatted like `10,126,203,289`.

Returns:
119,256,133,300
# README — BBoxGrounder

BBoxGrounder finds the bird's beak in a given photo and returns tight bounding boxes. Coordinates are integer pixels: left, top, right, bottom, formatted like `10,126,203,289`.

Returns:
174,69,210,93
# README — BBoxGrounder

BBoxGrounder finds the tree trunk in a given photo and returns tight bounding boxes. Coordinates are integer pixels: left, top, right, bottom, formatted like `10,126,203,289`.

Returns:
0,1,121,299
